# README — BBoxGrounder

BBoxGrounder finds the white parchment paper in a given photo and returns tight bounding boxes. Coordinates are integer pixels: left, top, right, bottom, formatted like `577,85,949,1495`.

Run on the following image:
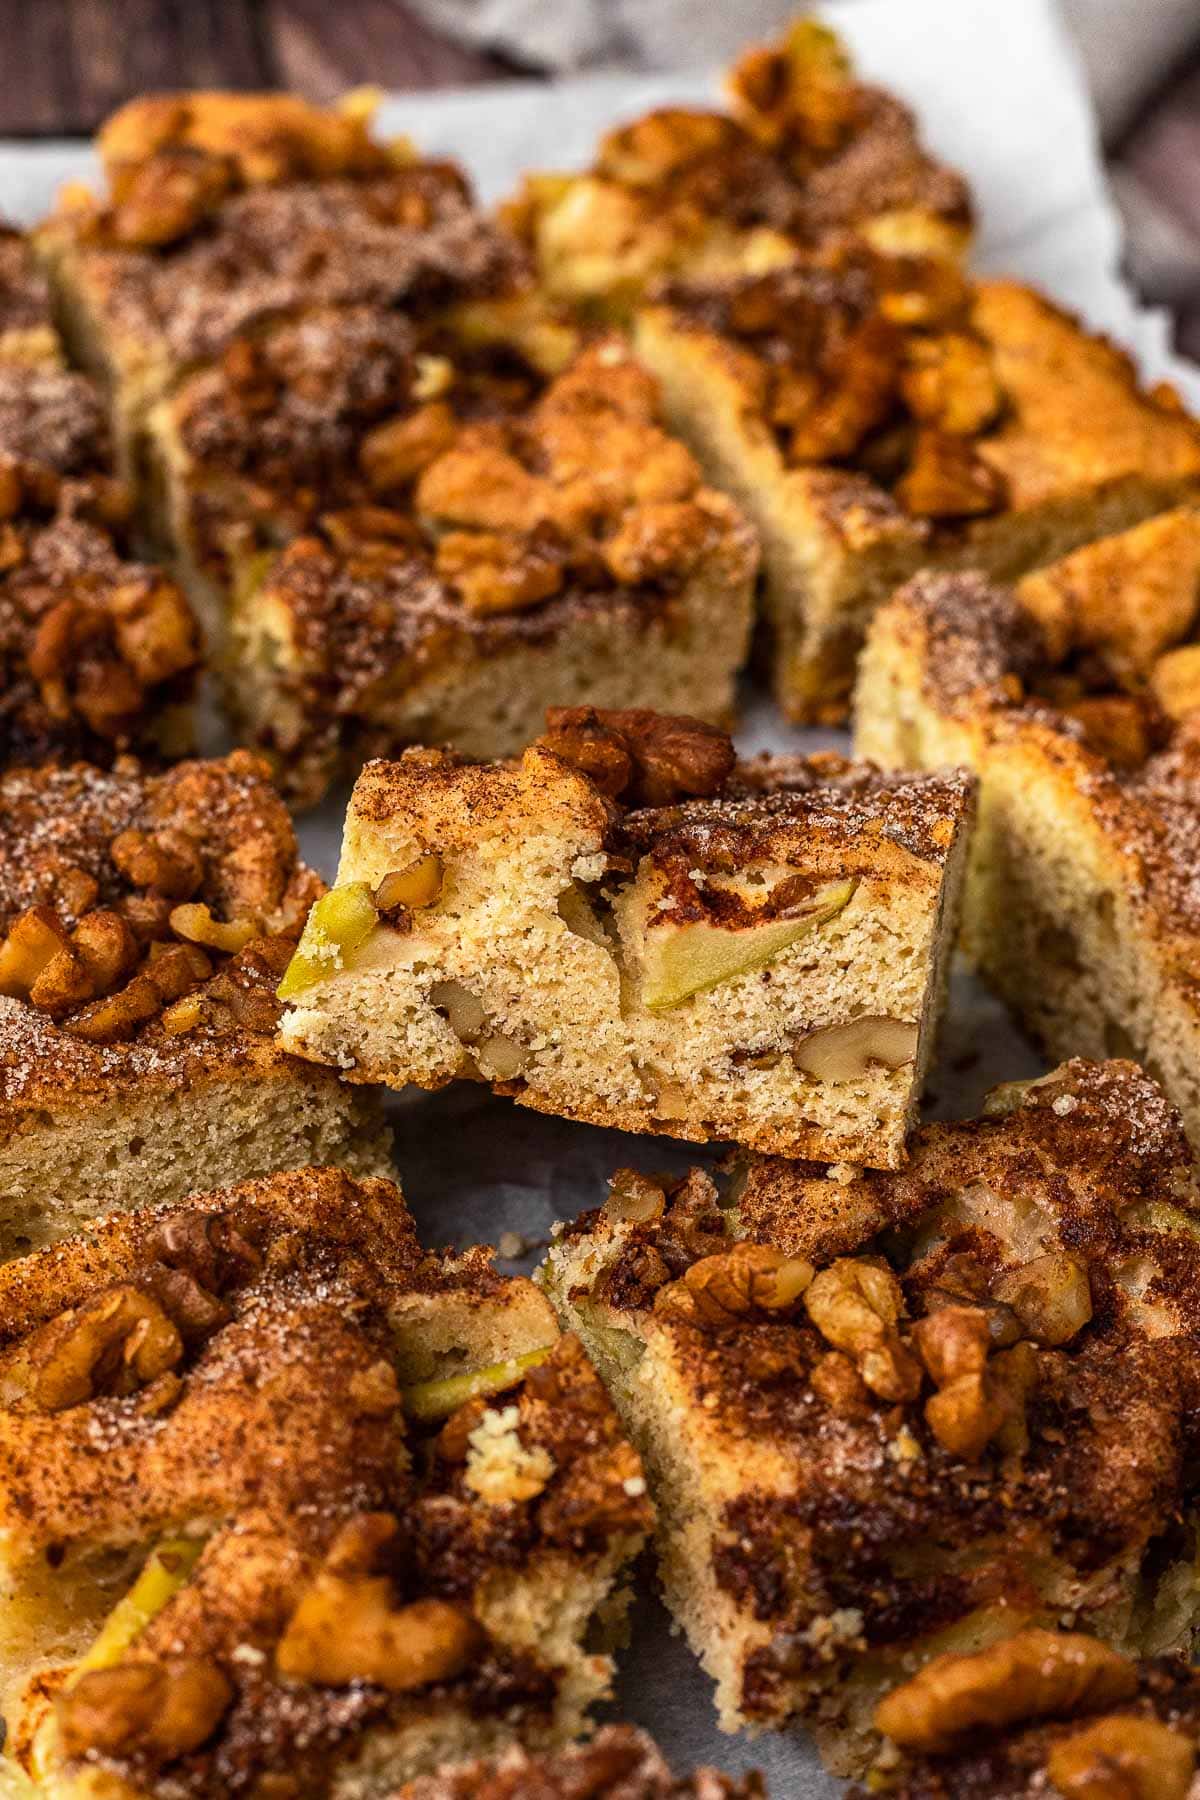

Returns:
0,3,1190,1785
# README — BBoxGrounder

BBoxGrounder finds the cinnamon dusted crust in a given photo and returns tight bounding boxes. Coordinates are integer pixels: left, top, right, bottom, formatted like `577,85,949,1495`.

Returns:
503,20,970,314
853,1641,1200,1798
224,343,758,804
279,710,972,1166
0,1167,652,1797
542,1060,1200,1776
853,512,1200,1142
396,1726,765,1798
39,89,527,400
0,224,62,366
635,264,1200,722
0,754,395,1255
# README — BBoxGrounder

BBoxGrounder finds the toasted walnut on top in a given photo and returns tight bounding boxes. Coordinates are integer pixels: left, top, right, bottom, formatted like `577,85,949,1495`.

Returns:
58,89,422,251
0,752,321,1045
414,342,722,615
537,706,736,808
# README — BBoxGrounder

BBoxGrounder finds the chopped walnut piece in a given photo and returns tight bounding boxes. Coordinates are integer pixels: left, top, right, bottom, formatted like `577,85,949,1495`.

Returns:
1047,1713,1196,1800
910,1303,990,1386
170,902,260,954
17,1283,184,1411
804,1259,921,1402
810,1348,872,1417
277,1524,481,1692
540,706,735,807
57,1657,233,1763
874,1629,1138,1753
604,1169,668,1225
1059,695,1159,770
899,331,1002,435
895,428,1006,518
435,527,565,616
682,1242,814,1323
604,500,708,585
360,401,459,493
111,827,204,899
924,1369,1007,1461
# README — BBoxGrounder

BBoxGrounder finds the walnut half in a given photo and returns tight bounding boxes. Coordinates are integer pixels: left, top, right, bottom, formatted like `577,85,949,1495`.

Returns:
874,1629,1138,1753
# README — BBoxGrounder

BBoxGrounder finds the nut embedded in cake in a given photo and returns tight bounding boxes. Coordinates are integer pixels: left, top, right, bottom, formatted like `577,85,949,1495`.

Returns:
540,1060,1200,1776
394,1725,766,1798
0,1165,652,1796
0,751,390,1256
278,708,975,1168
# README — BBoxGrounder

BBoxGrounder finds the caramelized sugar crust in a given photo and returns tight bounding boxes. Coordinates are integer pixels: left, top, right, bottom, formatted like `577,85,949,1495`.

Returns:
0,1167,650,1795
396,1725,765,1798
558,1061,1200,1719
0,752,321,1099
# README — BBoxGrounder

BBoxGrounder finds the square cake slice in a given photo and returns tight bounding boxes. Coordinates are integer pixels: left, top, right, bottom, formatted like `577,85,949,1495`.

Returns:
396,1727,765,1798
503,19,970,318
635,267,1200,723
0,1166,652,1796
35,91,527,480
278,710,974,1167
0,360,201,766
542,1060,1200,1776
857,1631,1199,1799
854,507,1200,1144
213,342,757,805
0,752,390,1257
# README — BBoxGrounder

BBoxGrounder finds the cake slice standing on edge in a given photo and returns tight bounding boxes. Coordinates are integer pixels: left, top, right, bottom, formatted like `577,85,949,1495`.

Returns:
0,752,389,1257
854,507,1200,1145
541,1060,1200,1776
634,266,1200,724
0,1166,652,1796
279,708,975,1168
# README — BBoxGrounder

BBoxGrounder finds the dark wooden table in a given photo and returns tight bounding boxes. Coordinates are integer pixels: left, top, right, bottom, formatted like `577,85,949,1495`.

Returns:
2,0,1199,360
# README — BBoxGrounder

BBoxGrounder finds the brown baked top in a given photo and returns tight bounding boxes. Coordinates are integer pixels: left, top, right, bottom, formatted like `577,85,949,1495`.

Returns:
0,753,320,1100
0,514,199,766
649,264,1200,528
0,1165,649,1796
853,1644,1200,1798
559,1061,1200,1684
53,163,527,371
0,365,120,505
172,303,551,571
396,1726,766,1798
504,21,970,297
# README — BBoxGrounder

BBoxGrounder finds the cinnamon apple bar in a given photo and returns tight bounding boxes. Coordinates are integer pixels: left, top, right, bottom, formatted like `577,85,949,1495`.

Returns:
0,360,200,766
0,751,389,1257
0,1165,652,1796
541,1059,1200,1775
278,709,973,1167
396,1727,764,1798
504,19,971,318
634,265,1200,723
0,225,62,368
858,1630,1198,1798
855,506,1200,1144
216,343,757,805
35,91,527,480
